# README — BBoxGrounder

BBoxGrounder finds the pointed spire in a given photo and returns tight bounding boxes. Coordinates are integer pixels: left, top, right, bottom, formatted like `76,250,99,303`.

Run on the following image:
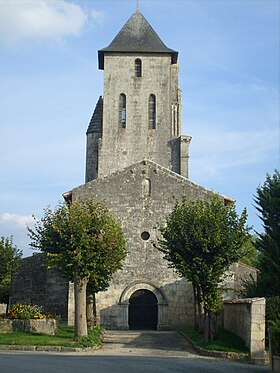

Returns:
98,10,178,69
87,96,103,135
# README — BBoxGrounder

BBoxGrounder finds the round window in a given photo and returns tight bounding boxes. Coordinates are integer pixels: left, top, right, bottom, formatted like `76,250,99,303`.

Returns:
141,231,150,241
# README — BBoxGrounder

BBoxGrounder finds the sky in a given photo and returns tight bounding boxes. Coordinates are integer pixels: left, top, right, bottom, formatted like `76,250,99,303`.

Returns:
0,0,279,257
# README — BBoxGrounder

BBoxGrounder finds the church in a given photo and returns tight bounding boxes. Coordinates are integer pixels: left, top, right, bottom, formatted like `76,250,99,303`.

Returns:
11,9,257,330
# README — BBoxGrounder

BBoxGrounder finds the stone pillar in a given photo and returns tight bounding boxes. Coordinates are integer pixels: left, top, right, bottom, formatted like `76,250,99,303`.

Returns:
250,298,266,365
180,135,192,178
224,297,266,365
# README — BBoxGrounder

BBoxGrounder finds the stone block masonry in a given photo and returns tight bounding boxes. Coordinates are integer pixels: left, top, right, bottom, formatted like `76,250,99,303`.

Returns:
73,159,216,330
224,297,266,365
0,319,58,335
10,254,68,320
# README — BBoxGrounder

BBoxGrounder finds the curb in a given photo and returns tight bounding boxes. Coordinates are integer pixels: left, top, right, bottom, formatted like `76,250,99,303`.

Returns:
0,344,100,353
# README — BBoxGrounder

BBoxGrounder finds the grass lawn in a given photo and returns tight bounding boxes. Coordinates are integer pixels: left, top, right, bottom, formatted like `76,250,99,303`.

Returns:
0,324,102,348
179,326,249,353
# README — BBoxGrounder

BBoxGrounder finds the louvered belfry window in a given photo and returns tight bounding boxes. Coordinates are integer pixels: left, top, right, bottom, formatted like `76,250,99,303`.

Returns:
148,94,156,129
119,93,126,128
135,59,142,77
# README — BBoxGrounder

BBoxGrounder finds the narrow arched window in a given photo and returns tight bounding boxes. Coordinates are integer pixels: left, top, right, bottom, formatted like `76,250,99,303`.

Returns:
135,59,142,77
119,93,126,128
142,178,151,197
148,94,156,129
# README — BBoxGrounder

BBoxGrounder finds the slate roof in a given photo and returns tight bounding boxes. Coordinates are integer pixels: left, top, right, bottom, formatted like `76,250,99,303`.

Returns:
98,10,178,69
86,96,103,135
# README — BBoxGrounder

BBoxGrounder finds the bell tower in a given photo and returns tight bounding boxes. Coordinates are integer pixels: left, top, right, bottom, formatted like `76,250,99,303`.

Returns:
86,10,191,182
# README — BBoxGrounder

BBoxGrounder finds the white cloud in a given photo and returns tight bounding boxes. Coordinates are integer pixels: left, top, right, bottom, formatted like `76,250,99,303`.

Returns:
0,213,36,257
91,9,105,25
0,0,87,45
0,213,35,229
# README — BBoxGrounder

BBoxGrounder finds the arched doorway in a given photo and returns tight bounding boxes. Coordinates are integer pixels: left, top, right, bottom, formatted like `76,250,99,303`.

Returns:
128,289,158,330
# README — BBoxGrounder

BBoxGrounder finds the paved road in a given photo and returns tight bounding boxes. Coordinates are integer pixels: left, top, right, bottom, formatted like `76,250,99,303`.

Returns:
100,330,197,356
0,331,270,373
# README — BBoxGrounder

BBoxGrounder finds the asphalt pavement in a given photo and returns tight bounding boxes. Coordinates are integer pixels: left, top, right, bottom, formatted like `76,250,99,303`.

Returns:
0,330,270,373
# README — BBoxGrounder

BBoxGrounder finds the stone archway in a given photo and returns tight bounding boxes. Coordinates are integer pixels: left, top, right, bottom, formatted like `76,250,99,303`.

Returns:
129,289,158,330
118,282,168,330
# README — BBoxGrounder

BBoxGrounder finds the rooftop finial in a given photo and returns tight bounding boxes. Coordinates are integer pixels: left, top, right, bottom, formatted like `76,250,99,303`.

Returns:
136,0,140,12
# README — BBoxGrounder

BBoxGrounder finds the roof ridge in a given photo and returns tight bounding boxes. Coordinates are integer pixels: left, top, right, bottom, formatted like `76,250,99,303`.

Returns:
75,158,233,202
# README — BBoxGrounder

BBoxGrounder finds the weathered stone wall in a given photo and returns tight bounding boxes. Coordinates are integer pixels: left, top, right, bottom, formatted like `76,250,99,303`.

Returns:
223,262,258,300
230,262,258,293
10,254,69,320
86,132,100,182
98,54,182,178
73,159,214,330
224,298,266,364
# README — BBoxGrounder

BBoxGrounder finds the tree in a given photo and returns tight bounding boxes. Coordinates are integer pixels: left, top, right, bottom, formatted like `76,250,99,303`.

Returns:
239,234,260,268
156,195,250,341
254,169,280,296
28,199,126,337
0,236,22,305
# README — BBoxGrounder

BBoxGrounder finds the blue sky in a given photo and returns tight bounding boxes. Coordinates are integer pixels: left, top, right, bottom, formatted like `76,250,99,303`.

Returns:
0,0,279,257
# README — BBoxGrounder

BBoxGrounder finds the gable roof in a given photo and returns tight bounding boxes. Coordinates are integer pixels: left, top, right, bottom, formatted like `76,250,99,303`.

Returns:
98,10,178,69
67,159,234,205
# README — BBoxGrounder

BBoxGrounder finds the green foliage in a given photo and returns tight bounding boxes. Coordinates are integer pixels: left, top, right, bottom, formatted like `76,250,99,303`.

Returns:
157,195,250,316
267,296,280,322
239,235,260,268
7,303,53,320
270,316,280,354
238,275,263,298
0,236,22,303
0,324,102,348
28,199,126,291
28,198,126,337
74,326,103,348
179,326,249,353
254,170,280,296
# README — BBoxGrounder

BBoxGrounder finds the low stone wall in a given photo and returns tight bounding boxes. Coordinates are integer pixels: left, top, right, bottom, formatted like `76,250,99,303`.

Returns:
224,297,265,365
10,254,68,321
0,319,58,335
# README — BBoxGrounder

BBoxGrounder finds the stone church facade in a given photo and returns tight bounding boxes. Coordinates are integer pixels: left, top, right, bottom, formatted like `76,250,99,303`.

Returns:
11,10,257,330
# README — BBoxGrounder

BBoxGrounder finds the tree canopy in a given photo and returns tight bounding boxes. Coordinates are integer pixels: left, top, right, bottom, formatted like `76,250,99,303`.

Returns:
0,236,22,304
254,169,280,296
156,195,250,340
28,199,126,336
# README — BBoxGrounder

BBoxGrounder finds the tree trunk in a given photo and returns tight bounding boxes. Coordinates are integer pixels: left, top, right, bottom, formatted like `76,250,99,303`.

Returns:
86,294,94,331
192,284,198,330
74,276,88,337
197,287,203,333
93,293,97,326
203,312,209,342
210,312,218,341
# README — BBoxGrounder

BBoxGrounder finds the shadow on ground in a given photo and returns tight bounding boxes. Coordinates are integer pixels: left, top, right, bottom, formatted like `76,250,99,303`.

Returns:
102,330,195,354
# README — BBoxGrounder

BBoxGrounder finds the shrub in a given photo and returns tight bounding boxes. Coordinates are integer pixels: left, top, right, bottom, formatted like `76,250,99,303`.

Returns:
7,303,53,320
74,326,103,348
270,316,280,354
267,296,280,322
